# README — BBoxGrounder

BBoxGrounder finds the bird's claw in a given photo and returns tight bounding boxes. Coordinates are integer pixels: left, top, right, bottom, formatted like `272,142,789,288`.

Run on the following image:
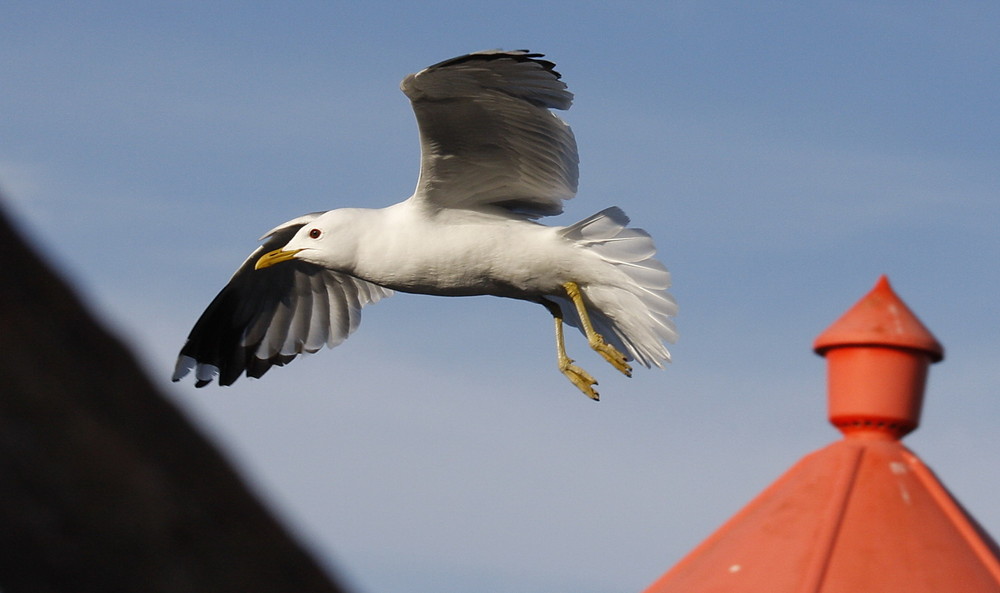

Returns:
591,335,632,377
559,358,600,401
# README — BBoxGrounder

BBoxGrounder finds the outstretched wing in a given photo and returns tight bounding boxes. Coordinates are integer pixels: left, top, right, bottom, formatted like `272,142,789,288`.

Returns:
401,50,578,218
172,214,392,387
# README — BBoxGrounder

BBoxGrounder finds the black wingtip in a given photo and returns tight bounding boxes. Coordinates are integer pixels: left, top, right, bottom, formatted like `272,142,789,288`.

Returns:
427,49,562,79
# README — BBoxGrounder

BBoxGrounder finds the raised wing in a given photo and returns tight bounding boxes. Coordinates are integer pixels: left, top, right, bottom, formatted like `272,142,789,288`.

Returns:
172,214,392,386
401,50,579,218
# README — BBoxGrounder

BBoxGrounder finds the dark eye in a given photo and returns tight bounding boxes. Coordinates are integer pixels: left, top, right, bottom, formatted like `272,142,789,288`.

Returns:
308,228,322,239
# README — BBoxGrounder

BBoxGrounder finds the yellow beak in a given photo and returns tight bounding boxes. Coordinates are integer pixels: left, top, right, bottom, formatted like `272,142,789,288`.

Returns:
255,248,302,270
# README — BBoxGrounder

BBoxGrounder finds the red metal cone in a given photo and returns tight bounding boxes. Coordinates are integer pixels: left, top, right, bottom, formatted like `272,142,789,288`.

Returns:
814,275,943,361
815,275,943,439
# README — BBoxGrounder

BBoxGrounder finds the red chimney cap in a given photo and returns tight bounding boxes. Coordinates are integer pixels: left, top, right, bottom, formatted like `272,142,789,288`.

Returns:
814,275,944,362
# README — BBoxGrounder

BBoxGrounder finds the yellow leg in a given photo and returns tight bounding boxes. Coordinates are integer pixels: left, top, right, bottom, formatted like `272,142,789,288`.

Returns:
562,282,633,377
553,313,600,400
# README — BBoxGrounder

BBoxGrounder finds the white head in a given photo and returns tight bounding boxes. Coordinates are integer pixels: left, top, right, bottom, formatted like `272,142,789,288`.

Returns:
255,209,358,271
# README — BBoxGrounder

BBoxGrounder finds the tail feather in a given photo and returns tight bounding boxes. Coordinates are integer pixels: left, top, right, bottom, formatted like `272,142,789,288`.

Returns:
561,206,631,240
554,207,678,368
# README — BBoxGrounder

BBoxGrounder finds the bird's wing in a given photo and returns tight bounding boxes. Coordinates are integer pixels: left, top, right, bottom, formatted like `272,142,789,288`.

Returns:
401,50,578,218
172,213,392,387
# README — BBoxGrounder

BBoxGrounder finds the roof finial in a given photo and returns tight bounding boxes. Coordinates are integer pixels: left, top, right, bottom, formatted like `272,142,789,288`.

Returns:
814,275,944,439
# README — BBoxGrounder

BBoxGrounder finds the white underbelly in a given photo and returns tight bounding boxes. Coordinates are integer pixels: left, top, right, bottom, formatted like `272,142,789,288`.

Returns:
353,215,581,298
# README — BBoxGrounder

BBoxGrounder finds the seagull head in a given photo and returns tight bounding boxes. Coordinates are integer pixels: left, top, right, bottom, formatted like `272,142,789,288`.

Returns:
254,209,356,271
254,208,365,271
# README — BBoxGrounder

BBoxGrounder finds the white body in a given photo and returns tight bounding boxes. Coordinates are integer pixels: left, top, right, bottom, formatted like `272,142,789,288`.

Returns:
300,203,601,297
281,198,677,369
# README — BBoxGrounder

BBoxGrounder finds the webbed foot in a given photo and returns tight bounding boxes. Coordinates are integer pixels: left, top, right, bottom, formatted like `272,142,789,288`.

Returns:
558,356,600,400
590,336,632,377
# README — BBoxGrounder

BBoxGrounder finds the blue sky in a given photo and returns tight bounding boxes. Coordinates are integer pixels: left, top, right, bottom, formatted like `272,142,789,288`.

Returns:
3,2,999,592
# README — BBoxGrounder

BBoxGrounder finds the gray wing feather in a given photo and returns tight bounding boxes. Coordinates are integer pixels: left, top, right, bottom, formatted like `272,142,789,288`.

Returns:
401,50,578,218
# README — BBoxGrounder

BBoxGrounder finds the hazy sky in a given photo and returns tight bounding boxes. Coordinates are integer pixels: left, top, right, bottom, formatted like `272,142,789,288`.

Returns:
3,3,999,592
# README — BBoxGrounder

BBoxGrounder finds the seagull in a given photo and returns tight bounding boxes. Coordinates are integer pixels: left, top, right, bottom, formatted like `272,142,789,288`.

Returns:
172,50,677,400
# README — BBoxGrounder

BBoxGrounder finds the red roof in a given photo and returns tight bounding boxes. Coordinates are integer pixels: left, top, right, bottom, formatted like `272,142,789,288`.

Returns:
641,276,1000,592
